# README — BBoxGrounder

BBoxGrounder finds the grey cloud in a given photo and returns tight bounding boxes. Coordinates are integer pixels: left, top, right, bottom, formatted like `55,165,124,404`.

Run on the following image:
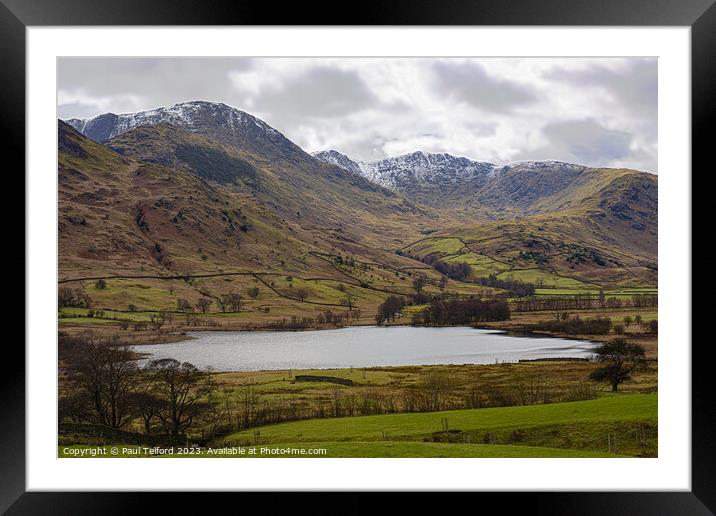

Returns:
249,67,379,119
431,61,537,113
546,59,657,118
58,101,104,120
340,135,390,162
58,57,255,115
518,119,632,166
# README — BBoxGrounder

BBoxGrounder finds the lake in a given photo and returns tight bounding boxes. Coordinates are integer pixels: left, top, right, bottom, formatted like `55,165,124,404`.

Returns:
134,326,596,372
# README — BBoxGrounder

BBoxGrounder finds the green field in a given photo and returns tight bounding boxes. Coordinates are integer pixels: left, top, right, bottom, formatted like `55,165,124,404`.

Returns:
215,394,656,457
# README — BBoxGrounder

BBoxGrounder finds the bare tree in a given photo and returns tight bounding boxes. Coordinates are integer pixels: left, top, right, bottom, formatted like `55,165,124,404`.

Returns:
58,286,92,308
295,287,311,302
238,384,260,428
412,274,426,293
340,295,355,311
197,297,212,314
130,390,163,435
149,312,165,332
221,292,242,312
145,358,211,436
419,371,456,411
176,298,192,313
589,338,647,391
72,336,138,430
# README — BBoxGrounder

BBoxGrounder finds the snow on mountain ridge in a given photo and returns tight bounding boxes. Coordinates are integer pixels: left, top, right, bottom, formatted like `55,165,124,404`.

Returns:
311,150,364,175
312,149,497,189
65,101,280,143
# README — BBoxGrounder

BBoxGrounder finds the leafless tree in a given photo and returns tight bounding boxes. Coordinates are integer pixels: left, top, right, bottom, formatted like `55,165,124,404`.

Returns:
419,371,457,411
176,298,192,313
72,336,138,430
144,358,211,436
295,287,311,302
340,295,355,311
197,297,212,313
130,390,163,435
412,274,426,293
238,384,260,428
221,292,242,312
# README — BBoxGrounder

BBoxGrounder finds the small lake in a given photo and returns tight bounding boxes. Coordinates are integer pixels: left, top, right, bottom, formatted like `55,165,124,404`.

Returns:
134,326,596,372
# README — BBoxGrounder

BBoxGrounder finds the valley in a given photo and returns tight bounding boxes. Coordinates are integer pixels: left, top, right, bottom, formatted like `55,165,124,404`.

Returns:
59,102,656,329
58,101,658,459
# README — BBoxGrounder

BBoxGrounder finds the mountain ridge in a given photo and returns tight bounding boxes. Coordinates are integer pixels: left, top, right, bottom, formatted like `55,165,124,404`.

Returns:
59,101,657,293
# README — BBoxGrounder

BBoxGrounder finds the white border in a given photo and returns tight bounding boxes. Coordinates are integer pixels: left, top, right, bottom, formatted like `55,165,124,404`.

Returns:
27,27,691,491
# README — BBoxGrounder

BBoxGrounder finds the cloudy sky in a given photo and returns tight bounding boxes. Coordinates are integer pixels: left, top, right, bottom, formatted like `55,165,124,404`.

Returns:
58,57,657,172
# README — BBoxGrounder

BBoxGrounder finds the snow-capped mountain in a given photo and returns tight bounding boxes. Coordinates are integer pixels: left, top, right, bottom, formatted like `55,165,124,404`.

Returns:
65,101,613,217
312,150,496,190
65,101,306,161
312,150,365,175
313,149,593,213
66,101,278,141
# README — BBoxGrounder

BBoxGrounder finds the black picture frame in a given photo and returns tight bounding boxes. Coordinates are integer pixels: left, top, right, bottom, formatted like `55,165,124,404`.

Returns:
3,0,711,512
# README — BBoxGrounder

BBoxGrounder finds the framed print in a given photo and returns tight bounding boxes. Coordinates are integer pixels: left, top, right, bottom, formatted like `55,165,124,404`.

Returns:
3,0,712,511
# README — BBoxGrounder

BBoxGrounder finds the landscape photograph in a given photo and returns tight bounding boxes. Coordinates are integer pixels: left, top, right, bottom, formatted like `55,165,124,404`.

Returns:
57,57,658,458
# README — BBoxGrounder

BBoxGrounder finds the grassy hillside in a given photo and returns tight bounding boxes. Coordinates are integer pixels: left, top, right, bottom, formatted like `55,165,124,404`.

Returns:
402,207,657,288
58,121,495,321
400,165,657,288
58,113,657,328
218,394,657,457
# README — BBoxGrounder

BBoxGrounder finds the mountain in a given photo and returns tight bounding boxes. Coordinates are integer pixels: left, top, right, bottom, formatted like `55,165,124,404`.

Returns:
399,166,657,287
312,150,364,175
313,150,496,209
66,101,301,158
57,114,449,283
313,149,653,218
59,101,657,305
58,120,296,277
314,149,657,287
59,119,493,317
70,103,440,238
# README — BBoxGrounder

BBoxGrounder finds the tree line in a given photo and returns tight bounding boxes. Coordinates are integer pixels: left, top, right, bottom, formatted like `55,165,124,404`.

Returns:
421,256,472,282
474,274,536,297
242,310,361,330
412,298,510,326
511,293,658,312
526,314,613,335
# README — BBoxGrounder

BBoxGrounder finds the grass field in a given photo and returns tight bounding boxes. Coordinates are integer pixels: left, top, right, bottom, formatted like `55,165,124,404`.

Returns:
216,394,656,457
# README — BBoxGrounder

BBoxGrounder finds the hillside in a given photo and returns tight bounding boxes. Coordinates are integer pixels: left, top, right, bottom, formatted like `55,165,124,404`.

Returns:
314,149,657,219
59,101,657,320
59,120,495,318
315,150,657,287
